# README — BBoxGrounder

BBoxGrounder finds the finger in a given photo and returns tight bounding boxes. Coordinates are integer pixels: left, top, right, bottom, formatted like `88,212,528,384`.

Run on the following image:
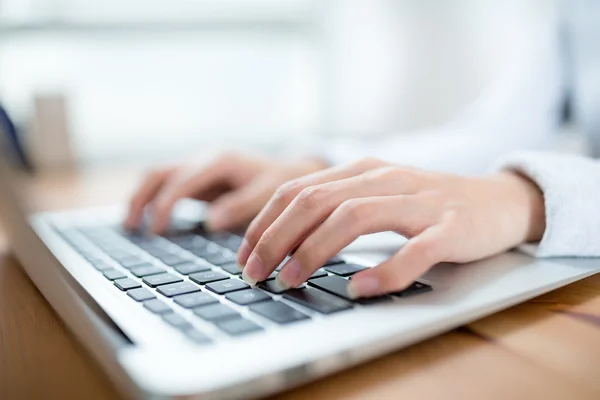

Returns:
206,175,275,232
244,171,420,284
348,223,451,298
150,160,230,233
125,166,175,229
239,157,387,266
275,195,434,288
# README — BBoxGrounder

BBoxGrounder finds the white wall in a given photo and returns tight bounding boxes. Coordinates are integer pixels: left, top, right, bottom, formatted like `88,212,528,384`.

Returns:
0,0,555,165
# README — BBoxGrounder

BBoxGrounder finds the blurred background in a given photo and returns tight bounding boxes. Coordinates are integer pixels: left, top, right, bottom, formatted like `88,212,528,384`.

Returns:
0,0,554,168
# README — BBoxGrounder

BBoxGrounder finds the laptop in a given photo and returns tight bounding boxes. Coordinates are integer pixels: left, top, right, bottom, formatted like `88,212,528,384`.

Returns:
2,116,600,399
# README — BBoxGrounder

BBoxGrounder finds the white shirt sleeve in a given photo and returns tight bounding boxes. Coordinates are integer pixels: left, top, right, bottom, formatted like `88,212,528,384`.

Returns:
494,151,600,258
315,10,565,176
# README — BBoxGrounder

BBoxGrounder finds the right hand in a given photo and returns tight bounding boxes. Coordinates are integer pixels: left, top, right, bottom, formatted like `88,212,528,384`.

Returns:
124,152,327,234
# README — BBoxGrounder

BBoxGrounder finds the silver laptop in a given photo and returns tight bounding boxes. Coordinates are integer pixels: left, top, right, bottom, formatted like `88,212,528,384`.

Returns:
2,135,600,399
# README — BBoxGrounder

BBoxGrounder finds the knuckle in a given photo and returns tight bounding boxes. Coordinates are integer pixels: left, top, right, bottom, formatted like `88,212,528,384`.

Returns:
274,180,301,204
295,185,327,210
338,199,371,227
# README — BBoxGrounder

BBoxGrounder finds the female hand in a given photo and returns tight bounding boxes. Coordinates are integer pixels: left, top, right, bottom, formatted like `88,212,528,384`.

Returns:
124,152,327,234
237,157,546,298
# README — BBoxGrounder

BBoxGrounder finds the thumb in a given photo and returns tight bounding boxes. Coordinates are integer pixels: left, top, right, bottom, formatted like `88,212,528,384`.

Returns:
207,177,275,231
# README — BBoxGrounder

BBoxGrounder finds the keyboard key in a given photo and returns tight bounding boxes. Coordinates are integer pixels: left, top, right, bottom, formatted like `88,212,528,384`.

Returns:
173,292,218,308
174,262,211,275
158,254,188,266
283,288,352,314
259,280,289,294
185,329,213,344
144,247,172,258
143,299,172,314
169,235,208,249
189,271,229,285
90,260,113,271
261,272,277,281
391,281,433,297
356,295,394,305
142,273,183,288
216,318,263,336
114,278,141,291
202,252,237,266
102,268,126,280
308,275,352,301
189,246,220,258
226,289,271,305
193,303,240,322
323,256,345,266
127,288,155,302
308,269,328,280
118,256,147,269
324,263,366,277
162,313,193,330
220,262,242,275
130,265,165,277
157,281,201,297
250,301,310,324
205,279,249,294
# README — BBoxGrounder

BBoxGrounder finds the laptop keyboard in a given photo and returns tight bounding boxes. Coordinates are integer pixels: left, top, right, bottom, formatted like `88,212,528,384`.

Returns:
56,226,432,345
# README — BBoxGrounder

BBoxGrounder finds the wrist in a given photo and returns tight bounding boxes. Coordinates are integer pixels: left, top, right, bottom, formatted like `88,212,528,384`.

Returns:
497,171,546,243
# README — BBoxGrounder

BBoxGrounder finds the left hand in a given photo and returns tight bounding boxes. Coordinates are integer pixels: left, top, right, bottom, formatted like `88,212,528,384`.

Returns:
236,157,545,298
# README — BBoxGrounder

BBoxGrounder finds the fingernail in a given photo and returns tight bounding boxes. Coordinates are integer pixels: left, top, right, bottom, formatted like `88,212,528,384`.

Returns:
347,276,380,299
276,258,301,289
237,239,252,268
242,254,263,286
207,208,229,231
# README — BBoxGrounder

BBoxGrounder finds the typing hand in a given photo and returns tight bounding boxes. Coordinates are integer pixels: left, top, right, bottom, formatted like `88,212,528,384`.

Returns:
124,152,327,234
237,157,545,298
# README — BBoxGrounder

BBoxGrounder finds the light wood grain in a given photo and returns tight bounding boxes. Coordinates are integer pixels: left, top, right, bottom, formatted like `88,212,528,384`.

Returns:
1,168,600,399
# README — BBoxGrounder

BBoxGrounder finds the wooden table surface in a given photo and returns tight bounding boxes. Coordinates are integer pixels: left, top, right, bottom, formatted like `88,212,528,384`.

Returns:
2,168,600,400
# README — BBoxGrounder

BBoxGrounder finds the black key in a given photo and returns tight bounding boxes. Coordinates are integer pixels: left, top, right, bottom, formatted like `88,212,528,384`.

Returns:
130,265,165,277
259,280,289,294
162,313,193,330
325,263,366,277
143,299,172,314
356,295,394,305
127,288,155,302
174,262,211,275
102,268,126,280
193,303,240,322
220,262,241,275
158,254,188,266
144,247,172,258
391,281,432,297
171,235,209,250
308,269,328,280
216,318,263,336
142,273,183,288
90,260,113,271
250,301,310,324
157,281,201,297
323,256,345,266
114,278,141,291
189,246,220,258
308,275,352,301
202,252,236,266
226,289,271,305
189,270,229,285
185,329,213,344
118,256,148,269
206,279,249,295
261,272,277,281
173,292,218,308
207,233,243,252
283,288,352,314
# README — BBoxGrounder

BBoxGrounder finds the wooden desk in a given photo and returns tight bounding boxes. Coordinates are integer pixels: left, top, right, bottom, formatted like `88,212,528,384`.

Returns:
2,169,600,400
